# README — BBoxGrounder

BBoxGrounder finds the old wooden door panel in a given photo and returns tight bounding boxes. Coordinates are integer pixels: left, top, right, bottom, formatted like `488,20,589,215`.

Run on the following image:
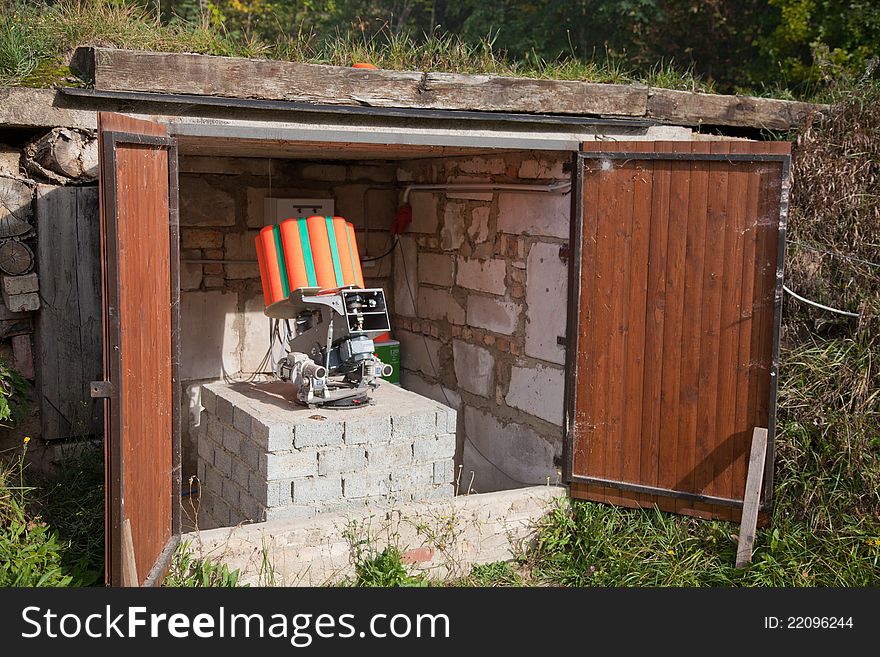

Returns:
565,140,789,521
98,112,180,586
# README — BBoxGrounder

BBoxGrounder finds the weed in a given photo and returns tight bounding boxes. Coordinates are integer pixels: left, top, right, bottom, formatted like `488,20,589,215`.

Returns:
163,540,242,587
350,545,427,588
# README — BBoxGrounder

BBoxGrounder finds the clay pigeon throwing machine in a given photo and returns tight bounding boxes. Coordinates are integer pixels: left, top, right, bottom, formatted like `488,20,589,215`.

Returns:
255,215,393,407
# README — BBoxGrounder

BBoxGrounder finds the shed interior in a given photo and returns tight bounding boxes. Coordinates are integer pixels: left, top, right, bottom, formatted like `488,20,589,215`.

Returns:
174,136,577,505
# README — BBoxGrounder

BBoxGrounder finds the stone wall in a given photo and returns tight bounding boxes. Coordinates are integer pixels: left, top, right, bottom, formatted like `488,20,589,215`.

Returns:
392,153,570,493
177,156,398,480
195,380,456,531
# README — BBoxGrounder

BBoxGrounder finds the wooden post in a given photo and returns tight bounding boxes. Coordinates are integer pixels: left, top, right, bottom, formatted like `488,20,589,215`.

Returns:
121,518,139,587
736,427,768,568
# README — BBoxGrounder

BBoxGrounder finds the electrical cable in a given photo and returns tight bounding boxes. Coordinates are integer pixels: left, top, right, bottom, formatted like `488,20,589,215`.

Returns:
397,242,551,488
361,236,399,262
783,285,861,318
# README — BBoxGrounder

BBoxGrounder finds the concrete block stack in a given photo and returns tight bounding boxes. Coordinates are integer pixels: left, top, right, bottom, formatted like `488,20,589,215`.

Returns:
196,380,456,530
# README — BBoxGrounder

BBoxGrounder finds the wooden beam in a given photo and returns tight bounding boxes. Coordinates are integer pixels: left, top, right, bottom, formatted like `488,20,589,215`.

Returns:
72,47,822,130
736,427,769,568
647,88,818,130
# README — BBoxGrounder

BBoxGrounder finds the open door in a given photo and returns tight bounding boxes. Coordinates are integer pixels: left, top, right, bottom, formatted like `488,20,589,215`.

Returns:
96,112,180,586
564,140,790,521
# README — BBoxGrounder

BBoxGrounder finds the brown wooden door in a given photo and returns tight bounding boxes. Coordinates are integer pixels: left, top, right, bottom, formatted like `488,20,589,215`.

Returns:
564,141,790,521
97,112,180,586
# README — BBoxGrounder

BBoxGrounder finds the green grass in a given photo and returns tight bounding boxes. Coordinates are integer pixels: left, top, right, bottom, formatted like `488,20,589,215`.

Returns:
0,0,720,92
163,540,241,587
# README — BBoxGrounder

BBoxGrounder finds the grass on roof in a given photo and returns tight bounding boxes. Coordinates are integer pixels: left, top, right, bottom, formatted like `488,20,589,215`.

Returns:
1,0,721,92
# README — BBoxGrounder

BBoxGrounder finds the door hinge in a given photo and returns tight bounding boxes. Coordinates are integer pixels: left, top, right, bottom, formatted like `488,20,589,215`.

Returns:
90,381,114,398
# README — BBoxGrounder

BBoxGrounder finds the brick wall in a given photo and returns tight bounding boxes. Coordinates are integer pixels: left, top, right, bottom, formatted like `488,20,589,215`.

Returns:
392,153,570,493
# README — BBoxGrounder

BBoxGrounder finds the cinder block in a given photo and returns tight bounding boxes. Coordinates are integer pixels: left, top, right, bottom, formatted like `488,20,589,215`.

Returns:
230,457,251,489
418,287,465,324
222,425,244,454
221,479,241,508
318,446,367,476
391,463,433,491
413,434,456,462
203,464,223,495
467,295,520,335
365,442,412,468
213,447,232,476
505,362,564,425
392,410,437,441
237,490,265,523
433,460,455,485
239,440,266,473
344,416,391,445
292,477,343,504
436,407,457,434
2,273,38,295
261,479,294,507
342,472,391,499
418,252,454,286
197,436,213,464
233,406,252,435
250,418,295,452
216,395,234,427
294,418,344,449
265,450,317,480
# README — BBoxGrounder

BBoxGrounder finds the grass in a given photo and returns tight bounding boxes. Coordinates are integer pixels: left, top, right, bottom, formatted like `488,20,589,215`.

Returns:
1,0,721,92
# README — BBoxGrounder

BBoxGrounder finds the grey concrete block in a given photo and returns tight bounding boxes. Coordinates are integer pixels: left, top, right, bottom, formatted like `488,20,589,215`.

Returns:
437,407,457,434
262,479,294,507
433,460,455,485
365,442,412,469
238,490,265,523
391,463,433,492
206,414,223,441
203,465,223,495
233,406,252,435
216,395,234,427
392,410,437,442
342,472,391,499
294,418,344,449
413,435,455,462
197,436,213,464
221,479,241,508
266,450,317,480
230,457,251,489
345,416,391,445
222,425,244,454
213,447,232,476
250,418,295,452
318,446,367,476
412,484,455,501
293,477,343,504
200,385,217,415
239,440,266,472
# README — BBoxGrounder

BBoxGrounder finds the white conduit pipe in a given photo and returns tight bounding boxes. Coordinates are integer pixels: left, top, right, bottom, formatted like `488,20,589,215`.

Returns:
402,181,571,203
783,285,861,318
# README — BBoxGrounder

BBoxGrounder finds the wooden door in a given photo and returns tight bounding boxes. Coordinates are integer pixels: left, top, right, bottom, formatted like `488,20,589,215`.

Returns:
97,112,180,586
564,141,790,521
